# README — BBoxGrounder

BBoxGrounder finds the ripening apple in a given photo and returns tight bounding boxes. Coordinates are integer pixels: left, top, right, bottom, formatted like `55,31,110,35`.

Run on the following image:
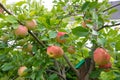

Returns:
99,62,112,69
93,48,110,65
67,46,75,54
18,66,27,76
23,43,33,52
56,32,66,43
25,19,37,30
15,25,28,37
0,7,4,14
47,45,64,58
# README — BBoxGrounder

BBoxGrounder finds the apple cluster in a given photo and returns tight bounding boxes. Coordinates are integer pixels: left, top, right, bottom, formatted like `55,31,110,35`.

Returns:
15,19,37,37
93,48,112,71
46,32,76,58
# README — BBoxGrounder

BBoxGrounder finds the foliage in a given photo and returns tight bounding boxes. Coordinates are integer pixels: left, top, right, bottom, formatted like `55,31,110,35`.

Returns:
0,0,120,80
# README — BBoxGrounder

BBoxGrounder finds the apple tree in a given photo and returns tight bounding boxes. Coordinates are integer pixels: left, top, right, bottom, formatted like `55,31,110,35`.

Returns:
0,0,120,80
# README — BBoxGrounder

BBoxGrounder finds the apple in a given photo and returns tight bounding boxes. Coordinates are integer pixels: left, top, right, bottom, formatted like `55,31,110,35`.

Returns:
47,45,64,58
18,66,27,76
25,19,37,30
99,62,112,69
67,46,75,54
0,7,4,14
23,43,33,52
56,32,66,43
0,35,9,42
93,48,110,65
15,25,28,37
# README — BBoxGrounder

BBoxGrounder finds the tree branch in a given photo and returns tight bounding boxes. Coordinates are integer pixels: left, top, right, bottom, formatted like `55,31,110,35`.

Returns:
97,22,120,31
63,54,81,80
103,3,120,12
47,69,66,80
0,2,46,47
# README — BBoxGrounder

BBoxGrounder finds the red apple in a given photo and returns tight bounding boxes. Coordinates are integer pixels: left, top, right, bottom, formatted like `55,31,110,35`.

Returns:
93,48,110,65
15,25,28,37
99,62,112,69
67,46,75,54
47,45,64,58
56,32,66,43
18,66,27,76
25,19,37,30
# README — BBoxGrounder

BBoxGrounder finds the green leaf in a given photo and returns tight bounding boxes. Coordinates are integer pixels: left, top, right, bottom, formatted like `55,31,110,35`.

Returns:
88,1,98,10
5,15,17,24
48,74,58,80
15,1,26,6
115,41,120,51
1,63,14,71
90,69,101,79
81,1,90,11
60,34,69,40
97,38,106,46
108,8,118,15
48,31,57,39
72,26,89,37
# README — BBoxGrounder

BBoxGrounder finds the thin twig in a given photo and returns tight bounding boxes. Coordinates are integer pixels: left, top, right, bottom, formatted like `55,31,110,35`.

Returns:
103,3,120,12
97,22,120,31
47,69,66,80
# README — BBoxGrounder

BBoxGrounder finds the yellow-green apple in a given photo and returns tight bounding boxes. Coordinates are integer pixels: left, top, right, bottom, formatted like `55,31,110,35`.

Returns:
93,48,110,65
15,25,28,37
56,32,66,43
18,66,27,76
67,46,75,54
0,35,9,42
47,45,64,58
25,19,37,30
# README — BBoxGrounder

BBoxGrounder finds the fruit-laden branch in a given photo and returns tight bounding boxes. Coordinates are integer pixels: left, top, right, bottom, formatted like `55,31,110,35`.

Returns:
97,22,120,31
0,2,46,47
63,54,81,80
103,3,120,12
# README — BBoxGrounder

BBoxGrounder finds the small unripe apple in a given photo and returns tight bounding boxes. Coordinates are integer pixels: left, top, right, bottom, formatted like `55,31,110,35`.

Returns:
56,32,66,43
67,46,75,54
0,35,9,42
18,66,27,76
99,62,112,69
15,25,28,37
93,48,110,65
23,43,33,52
0,7,4,14
47,45,64,58
25,19,37,30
